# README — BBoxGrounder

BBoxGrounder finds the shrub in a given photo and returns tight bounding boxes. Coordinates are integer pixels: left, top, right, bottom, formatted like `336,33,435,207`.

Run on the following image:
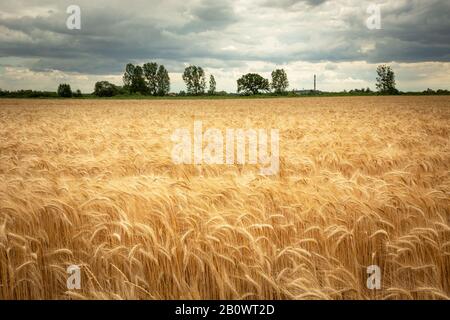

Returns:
94,81,119,97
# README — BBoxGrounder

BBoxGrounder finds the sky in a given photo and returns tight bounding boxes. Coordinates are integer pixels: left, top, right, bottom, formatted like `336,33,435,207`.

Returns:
0,0,449,93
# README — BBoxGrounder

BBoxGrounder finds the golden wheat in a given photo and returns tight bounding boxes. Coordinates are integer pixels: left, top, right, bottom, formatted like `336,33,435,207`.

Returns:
0,96,449,300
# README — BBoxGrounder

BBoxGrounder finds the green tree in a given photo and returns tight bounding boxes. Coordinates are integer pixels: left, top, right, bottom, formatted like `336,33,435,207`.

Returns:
182,66,206,95
131,66,147,94
156,65,170,96
237,73,270,95
271,69,289,94
57,84,72,98
143,62,159,95
123,63,146,94
94,81,118,97
123,63,135,93
376,65,398,94
208,75,216,95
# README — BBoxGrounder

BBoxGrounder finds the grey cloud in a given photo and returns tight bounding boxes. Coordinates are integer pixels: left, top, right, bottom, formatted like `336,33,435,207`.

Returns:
261,0,327,9
361,1,450,63
180,1,238,33
0,0,449,77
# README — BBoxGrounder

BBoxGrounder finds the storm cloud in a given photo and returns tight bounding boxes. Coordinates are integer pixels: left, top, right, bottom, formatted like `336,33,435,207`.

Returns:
0,0,449,92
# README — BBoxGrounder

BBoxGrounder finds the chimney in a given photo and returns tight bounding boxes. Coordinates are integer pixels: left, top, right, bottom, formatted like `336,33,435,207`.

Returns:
314,74,316,92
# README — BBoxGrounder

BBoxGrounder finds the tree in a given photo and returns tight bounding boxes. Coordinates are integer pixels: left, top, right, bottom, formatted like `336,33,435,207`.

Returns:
123,63,146,94
123,63,135,93
57,84,72,98
271,69,289,94
237,73,270,95
94,81,118,97
131,66,147,94
156,65,170,96
182,66,206,95
376,65,398,94
143,62,159,95
208,75,216,95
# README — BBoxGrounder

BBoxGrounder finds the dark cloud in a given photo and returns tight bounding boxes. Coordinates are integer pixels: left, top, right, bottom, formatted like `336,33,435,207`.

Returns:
0,0,448,77
180,1,238,32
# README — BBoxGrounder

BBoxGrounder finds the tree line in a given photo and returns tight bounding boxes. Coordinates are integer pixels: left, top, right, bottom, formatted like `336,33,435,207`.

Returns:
93,63,398,97
91,63,291,97
1,64,449,98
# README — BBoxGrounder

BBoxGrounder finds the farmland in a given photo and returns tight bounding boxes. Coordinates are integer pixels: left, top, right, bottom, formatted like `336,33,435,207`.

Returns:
0,96,449,299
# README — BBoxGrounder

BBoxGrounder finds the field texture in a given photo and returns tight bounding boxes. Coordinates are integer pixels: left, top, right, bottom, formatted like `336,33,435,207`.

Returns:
0,96,449,300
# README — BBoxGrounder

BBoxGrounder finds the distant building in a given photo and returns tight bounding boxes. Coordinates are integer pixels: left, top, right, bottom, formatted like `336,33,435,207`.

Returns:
292,75,320,95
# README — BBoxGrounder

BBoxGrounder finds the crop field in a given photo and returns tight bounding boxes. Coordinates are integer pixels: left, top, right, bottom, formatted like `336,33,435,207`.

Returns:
0,96,449,300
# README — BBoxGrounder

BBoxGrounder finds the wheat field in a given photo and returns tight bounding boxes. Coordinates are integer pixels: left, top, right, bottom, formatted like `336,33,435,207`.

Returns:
0,96,449,300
